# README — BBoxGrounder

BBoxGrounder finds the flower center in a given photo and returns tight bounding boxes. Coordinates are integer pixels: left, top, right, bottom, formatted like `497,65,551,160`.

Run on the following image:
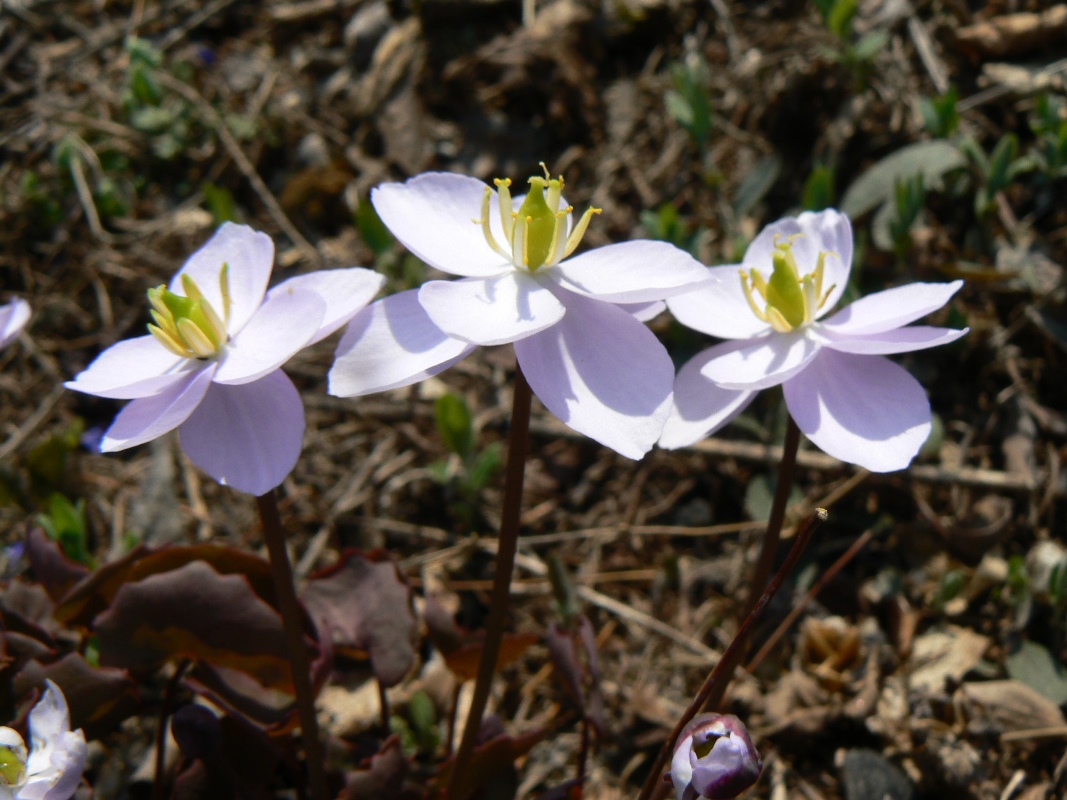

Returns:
739,234,836,332
147,266,231,359
0,745,26,787
476,163,601,272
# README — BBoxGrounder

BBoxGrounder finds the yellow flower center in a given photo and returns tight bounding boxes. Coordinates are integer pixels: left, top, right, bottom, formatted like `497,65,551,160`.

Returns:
147,265,231,359
475,163,601,272
0,744,25,787
739,234,836,332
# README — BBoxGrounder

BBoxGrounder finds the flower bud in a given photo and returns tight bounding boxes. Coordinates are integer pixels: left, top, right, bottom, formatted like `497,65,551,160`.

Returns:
668,713,762,800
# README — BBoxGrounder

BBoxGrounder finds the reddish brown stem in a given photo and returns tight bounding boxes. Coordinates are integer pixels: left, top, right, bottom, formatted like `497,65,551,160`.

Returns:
447,365,533,800
636,508,828,800
151,659,189,800
257,491,330,800
743,416,801,617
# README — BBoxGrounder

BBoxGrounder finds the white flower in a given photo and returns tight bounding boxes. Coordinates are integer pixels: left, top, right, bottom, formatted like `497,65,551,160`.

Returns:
0,298,30,351
66,223,384,495
0,681,87,800
329,169,709,458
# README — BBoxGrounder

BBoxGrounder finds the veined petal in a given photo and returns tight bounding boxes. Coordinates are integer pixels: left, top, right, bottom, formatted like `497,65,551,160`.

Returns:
179,370,305,496
101,364,216,452
659,342,758,449
65,336,190,399
819,325,968,355
269,268,385,345
213,287,325,385
666,265,772,339
820,280,964,335
783,350,931,472
700,331,820,390
741,209,853,318
329,290,475,396
171,223,275,335
550,240,710,303
372,173,512,277
0,297,30,349
418,272,565,346
514,293,674,459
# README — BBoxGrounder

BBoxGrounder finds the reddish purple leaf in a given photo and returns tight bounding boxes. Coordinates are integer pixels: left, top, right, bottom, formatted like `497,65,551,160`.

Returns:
25,527,89,602
302,550,416,688
340,735,409,800
13,653,139,739
95,560,307,692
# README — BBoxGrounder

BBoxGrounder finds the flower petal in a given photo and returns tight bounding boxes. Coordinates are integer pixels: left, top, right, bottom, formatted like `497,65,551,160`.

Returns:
666,265,772,339
700,331,820,390
741,209,853,318
372,173,512,277
23,681,86,800
64,336,190,399
514,293,674,459
171,223,275,335
0,297,30,349
100,364,216,452
269,268,385,345
820,280,964,335
617,300,666,321
179,370,305,495
783,350,931,472
329,290,476,396
418,272,565,346
551,240,710,303
820,325,968,355
659,343,757,449
213,287,325,385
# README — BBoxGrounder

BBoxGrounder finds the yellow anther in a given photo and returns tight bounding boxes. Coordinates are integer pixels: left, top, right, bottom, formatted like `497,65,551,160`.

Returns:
562,206,601,258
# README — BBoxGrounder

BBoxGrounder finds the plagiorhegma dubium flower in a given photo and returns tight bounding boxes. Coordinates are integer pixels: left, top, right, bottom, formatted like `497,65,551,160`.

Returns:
668,713,762,800
0,681,87,800
0,298,30,351
66,223,384,495
660,210,967,472
329,167,709,458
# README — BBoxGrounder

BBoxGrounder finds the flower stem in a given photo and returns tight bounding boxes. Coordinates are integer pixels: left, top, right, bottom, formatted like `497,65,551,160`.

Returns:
448,364,533,800
256,490,330,800
743,416,801,617
636,508,828,800
151,659,189,800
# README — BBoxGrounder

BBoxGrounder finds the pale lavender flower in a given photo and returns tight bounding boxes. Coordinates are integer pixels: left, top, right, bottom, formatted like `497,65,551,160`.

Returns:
329,170,708,458
66,223,384,495
660,210,967,472
0,681,87,800
0,298,30,350
669,713,761,800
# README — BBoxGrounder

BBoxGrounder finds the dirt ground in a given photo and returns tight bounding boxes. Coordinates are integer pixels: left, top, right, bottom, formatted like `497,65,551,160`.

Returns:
1,0,1066,798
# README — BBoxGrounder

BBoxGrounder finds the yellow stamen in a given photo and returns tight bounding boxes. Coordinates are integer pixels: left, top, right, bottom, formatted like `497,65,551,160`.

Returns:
478,186,510,260
494,178,514,241
766,306,793,333
176,318,217,358
739,271,769,323
562,206,602,258
148,323,190,357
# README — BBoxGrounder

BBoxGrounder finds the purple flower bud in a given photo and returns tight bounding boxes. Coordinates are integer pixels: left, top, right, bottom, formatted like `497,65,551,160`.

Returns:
668,713,762,800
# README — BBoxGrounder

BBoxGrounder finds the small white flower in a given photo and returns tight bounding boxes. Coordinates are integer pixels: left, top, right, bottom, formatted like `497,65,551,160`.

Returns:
0,681,87,800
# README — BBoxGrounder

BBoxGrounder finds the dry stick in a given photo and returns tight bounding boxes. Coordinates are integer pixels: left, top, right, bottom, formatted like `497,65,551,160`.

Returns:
256,491,330,800
742,417,801,617
448,366,534,800
151,659,190,800
745,524,881,676
636,508,828,800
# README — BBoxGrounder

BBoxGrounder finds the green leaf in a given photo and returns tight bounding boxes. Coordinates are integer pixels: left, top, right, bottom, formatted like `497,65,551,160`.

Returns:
202,182,240,225
733,154,781,218
435,393,474,459
840,140,965,218
802,164,835,210
1005,640,1067,705
355,197,394,256
852,29,888,61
